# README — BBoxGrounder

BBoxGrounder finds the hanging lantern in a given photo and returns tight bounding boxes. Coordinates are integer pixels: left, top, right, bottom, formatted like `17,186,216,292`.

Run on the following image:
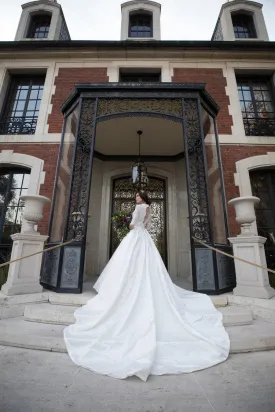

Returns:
131,130,149,190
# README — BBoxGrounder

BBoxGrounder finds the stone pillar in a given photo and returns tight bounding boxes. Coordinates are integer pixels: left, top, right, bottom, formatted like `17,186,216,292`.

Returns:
1,195,50,296
228,196,275,299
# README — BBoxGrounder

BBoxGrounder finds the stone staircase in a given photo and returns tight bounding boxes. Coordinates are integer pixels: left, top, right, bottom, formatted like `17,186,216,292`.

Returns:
1,289,275,354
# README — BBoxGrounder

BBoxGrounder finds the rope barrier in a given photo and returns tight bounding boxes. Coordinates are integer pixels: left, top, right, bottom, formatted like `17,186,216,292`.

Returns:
0,234,274,277
192,237,275,276
0,238,76,269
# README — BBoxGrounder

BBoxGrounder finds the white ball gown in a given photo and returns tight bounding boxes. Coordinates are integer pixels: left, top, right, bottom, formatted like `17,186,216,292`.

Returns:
64,203,230,381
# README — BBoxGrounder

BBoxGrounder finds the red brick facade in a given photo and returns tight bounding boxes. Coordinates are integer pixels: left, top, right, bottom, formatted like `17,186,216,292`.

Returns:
172,68,233,135
221,145,275,236
48,68,109,133
0,144,59,235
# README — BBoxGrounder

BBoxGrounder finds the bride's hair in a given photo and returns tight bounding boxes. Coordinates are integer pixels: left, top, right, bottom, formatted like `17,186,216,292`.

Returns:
137,191,151,205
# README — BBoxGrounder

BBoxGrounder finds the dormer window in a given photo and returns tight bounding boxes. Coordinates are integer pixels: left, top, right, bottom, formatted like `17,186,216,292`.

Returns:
27,14,52,39
232,12,256,39
129,11,153,38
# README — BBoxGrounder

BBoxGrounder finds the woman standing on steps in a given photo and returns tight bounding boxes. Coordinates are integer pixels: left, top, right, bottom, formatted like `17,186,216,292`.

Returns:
64,191,230,382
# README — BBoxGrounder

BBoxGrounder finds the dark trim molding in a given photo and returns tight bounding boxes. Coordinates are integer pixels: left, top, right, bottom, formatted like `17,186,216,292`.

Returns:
0,40,275,52
94,150,185,162
61,82,219,115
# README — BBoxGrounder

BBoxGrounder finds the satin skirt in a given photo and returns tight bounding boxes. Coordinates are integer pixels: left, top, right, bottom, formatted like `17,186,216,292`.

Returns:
64,226,230,381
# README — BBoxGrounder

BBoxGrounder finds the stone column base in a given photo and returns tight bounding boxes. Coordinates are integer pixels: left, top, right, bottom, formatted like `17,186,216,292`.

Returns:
1,233,48,296
229,235,275,300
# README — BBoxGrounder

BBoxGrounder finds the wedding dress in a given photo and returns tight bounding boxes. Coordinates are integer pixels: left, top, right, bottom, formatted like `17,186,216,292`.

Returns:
64,203,230,381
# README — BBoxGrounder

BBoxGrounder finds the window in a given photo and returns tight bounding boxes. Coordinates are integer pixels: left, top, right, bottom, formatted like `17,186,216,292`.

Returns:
0,75,45,135
27,14,51,39
119,71,161,83
237,77,275,136
250,169,275,287
232,13,256,39
0,169,30,266
129,12,153,38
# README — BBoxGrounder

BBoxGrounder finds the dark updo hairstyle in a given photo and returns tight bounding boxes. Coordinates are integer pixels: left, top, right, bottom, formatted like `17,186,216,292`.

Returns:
137,191,151,205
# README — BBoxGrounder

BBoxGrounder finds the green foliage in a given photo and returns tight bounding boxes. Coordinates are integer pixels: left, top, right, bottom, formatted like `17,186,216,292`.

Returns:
111,211,131,242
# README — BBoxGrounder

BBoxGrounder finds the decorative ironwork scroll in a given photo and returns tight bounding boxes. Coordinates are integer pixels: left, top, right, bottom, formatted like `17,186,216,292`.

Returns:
66,99,96,241
40,248,60,287
183,99,211,243
60,247,81,289
97,99,182,119
111,176,167,265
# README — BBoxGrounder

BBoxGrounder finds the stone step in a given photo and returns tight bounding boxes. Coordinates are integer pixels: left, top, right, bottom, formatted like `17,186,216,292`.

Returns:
0,317,274,354
48,291,228,308
24,302,252,327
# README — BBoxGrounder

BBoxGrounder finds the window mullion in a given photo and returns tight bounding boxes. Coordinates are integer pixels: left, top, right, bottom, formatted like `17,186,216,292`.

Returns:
22,80,32,119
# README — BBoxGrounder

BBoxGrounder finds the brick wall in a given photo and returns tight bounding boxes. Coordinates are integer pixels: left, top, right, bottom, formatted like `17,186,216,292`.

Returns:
0,144,59,235
48,68,109,133
221,145,275,236
172,68,233,135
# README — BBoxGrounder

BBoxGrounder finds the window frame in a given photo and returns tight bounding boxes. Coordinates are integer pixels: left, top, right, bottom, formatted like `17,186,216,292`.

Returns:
0,74,45,135
236,75,275,137
231,12,257,39
119,71,161,83
27,14,52,39
0,167,30,246
128,12,153,38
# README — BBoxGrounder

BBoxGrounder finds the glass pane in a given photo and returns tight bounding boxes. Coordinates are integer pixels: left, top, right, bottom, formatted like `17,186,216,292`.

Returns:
0,173,10,189
12,174,24,189
50,103,80,242
18,89,28,100
7,189,20,206
15,207,24,225
30,89,39,99
5,207,17,224
203,111,227,244
23,174,30,188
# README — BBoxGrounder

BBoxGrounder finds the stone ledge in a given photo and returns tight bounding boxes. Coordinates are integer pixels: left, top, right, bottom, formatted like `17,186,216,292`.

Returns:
0,317,274,354
0,292,50,320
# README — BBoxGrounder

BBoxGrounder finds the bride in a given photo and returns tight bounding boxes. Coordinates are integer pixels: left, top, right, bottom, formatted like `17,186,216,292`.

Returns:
64,191,230,381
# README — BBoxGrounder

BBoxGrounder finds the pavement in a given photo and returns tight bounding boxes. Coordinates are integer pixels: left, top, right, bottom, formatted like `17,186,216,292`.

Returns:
0,345,274,412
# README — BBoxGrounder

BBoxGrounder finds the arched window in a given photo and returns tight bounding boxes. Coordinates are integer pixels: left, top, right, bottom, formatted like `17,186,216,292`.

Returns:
250,169,275,288
232,12,256,38
0,168,30,264
27,14,52,39
129,12,153,38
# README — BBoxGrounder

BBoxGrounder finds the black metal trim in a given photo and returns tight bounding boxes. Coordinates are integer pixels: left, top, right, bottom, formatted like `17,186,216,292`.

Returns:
181,98,197,291
77,98,99,293
1,39,275,51
62,98,84,243
94,151,185,162
213,117,230,240
61,83,219,115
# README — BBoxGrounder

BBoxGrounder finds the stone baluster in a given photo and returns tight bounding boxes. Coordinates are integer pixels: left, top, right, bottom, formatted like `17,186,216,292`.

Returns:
1,195,50,296
228,196,275,299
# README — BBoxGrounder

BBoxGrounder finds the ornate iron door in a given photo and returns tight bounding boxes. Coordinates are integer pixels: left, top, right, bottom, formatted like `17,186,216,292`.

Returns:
111,176,167,265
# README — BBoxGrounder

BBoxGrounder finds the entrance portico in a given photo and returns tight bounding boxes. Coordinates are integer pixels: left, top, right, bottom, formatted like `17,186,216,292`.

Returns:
40,83,235,295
